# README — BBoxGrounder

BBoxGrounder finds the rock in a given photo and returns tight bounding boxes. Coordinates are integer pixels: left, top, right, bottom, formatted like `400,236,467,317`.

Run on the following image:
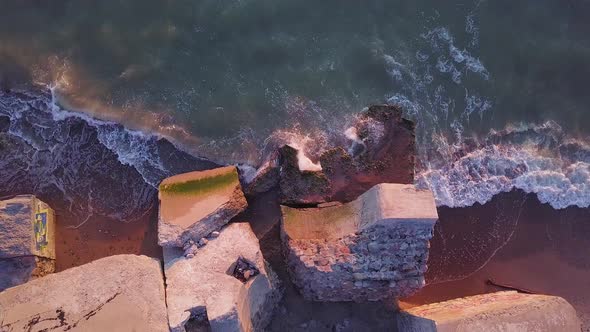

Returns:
0,195,56,290
397,291,582,332
232,256,260,282
158,166,248,247
281,184,437,302
241,152,281,196
278,105,415,205
0,255,168,331
164,222,282,332
278,145,331,205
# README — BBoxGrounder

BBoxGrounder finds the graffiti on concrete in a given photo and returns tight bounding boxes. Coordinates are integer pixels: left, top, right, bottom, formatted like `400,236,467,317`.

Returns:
34,209,49,251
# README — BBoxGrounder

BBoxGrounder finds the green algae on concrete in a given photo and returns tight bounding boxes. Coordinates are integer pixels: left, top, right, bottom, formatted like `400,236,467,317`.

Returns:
281,202,359,240
160,169,238,196
158,165,249,246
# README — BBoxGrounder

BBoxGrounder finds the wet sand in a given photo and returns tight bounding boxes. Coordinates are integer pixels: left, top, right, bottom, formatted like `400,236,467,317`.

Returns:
53,200,161,272
404,190,590,330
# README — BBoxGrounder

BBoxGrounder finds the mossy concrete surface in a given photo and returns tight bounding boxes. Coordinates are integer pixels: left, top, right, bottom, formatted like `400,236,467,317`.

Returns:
281,203,360,240
158,166,248,247
159,165,239,197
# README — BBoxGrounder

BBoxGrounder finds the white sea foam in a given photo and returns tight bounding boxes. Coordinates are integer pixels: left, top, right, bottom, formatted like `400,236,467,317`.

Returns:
416,123,590,209
422,27,490,82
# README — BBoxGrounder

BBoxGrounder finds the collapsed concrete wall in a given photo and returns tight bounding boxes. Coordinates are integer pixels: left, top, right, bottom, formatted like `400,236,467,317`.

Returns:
0,255,168,332
397,291,582,332
164,222,282,332
0,195,56,291
158,166,248,247
278,105,416,205
281,183,437,302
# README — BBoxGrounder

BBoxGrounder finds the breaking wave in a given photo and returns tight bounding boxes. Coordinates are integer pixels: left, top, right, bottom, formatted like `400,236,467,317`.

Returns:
378,3,590,210
416,122,590,209
0,87,217,222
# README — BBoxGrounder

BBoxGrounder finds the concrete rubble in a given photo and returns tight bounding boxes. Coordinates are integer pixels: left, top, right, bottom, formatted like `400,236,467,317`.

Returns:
281,183,438,302
278,105,416,205
164,222,282,332
158,165,248,247
0,195,56,291
397,291,582,332
0,255,168,332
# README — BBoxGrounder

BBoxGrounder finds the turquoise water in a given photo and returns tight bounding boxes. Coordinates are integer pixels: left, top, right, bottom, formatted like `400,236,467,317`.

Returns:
2,1,589,141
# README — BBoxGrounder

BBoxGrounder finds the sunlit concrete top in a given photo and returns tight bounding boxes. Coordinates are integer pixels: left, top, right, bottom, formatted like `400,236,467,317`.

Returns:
281,183,438,240
398,291,581,332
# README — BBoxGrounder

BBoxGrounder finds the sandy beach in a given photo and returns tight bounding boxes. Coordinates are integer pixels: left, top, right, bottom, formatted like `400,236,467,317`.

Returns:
405,190,590,330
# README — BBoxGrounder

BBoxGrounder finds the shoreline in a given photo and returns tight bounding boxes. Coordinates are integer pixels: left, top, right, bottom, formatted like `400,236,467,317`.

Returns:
1,87,588,330
405,190,590,330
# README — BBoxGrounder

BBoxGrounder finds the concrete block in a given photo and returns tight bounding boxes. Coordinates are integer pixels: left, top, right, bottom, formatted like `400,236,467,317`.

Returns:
397,291,582,332
0,255,168,332
281,183,438,302
164,222,282,332
0,195,56,290
158,166,248,247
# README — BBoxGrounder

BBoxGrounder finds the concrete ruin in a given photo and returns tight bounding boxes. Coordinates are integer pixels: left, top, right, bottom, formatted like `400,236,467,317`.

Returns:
397,291,582,332
281,183,438,302
278,105,416,205
0,255,169,332
164,222,282,332
158,165,248,247
0,195,56,291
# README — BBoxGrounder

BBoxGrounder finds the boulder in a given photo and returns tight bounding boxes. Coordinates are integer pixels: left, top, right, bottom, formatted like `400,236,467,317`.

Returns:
279,105,415,205
240,152,280,196
281,183,437,302
397,291,582,332
0,255,168,332
0,195,56,290
158,166,248,247
164,222,282,332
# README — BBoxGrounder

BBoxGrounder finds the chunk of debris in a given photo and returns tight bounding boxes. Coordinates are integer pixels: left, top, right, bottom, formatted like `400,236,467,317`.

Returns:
397,291,581,332
158,166,248,247
281,184,437,302
164,222,282,332
232,256,260,283
278,105,416,205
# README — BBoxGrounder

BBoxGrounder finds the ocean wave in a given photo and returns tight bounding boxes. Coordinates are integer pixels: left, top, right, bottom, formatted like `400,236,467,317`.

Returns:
416,122,590,209
0,87,216,222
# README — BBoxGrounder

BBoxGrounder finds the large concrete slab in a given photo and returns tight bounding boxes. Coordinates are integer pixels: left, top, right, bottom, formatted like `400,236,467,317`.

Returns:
397,291,582,332
164,222,282,332
0,195,56,259
0,255,168,332
158,166,248,247
281,183,437,302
